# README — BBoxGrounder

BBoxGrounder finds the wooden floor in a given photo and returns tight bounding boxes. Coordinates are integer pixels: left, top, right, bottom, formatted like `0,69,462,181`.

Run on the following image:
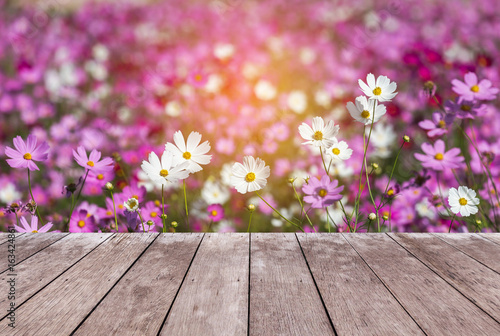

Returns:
1,233,500,335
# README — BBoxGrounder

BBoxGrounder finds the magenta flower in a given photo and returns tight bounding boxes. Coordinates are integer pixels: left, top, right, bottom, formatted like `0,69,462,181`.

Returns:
302,175,344,209
414,140,464,171
451,72,499,101
207,204,224,222
5,135,49,171
445,98,486,119
14,216,53,233
69,209,97,233
418,112,453,137
73,146,114,173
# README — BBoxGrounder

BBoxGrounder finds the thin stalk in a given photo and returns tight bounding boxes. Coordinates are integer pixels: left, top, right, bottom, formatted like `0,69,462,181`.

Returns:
448,214,456,233
325,207,339,232
183,180,190,230
247,210,254,233
110,191,118,232
66,169,90,228
27,169,44,225
291,182,314,229
137,210,146,233
161,184,166,233
255,191,305,232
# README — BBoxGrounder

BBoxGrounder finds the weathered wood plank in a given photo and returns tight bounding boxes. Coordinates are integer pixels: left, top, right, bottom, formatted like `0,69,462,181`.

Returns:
0,233,69,272
297,233,424,335
390,233,500,322
0,233,111,318
160,233,248,336
0,233,157,335
344,233,500,335
478,233,500,245
250,233,334,336
74,233,203,336
0,233,24,245
432,233,500,274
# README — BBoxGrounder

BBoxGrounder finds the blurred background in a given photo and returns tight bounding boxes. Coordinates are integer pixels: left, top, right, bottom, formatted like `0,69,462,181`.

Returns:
0,0,499,232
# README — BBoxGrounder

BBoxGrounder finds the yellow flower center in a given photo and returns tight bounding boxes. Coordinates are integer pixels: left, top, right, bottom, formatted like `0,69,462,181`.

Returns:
150,212,157,218
128,200,138,208
459,197,468,206
11,202,19,208
387,189,394,196
195,74,203,81
160,169,169,177
318,189,328,198
211,210,218,216
313,131,323,141
118,204,124,209
106,211,112,216
87,161,95,167
97,174,104,180
245,172,256,182
461,104,471,111
32,230,38,233
183,152,192,160
372,87,382,95
434,153,444,160
78,220,85,228
332,148,340,155
361,110,370,119
23,152,32,160
132,195,139,200
470,85,479,92
438,120,446,128
86,213,92,218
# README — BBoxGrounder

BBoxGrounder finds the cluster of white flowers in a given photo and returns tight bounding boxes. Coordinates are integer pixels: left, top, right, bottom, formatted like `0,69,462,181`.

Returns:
141,131,212,188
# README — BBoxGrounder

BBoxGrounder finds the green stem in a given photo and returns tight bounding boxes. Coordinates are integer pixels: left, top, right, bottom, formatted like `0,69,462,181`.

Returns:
255,191,305,232
448,214,456,233
27,169,44,225
291,182,314,230
66,169,89,229
319,147,329,174
110,191,119,232
247,210,254,233
137,211,146,233
183,180,190,231
325,207,338,232
161,184,166,233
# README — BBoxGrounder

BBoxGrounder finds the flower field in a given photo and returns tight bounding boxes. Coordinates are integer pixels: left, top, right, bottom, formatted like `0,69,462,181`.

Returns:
1,0,499,233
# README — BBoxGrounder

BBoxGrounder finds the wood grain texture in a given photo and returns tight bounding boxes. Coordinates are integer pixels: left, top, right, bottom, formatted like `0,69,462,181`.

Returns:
297,233,424,335
0,233,111,318
74,233,203,336
0,232,69,272
432,233,500,273
160,233,248,336
0,233,24,245
390,233,500,322
0,233,156,335
250,233,334,336
344,233,500,335
478,233,500,245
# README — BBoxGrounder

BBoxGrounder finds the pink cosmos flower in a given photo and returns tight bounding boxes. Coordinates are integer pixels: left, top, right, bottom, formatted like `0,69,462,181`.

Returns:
414,140,464,171
444,98,486,119
451,72,499,101
418,112,453,137
207,204,224,222
302,175,344,209
73,146,114,173
5,134,50,171
14,216,53,233
69,209,97,233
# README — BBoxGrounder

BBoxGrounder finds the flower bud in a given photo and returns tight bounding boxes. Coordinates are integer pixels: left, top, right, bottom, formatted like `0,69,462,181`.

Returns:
146,220,154,226
368,213,376,221
171,221,178,228
403,135,410,143
382,215,389,221
288,177,296,184
105,182,114,191
371,163,379,169
247,204,256,211
160,214,168,220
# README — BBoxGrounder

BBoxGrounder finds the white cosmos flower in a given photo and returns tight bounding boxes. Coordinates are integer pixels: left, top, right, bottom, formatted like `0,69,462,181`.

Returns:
298,116,339,148
231,156,270,194
287,90,308,114
448,186,479,217
254,80,277,101
325,140,353,161
165,131,212,173
141,150,190,187
124,198,139,212
358,73,398,102
347,95,386,125
201,180,230,205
